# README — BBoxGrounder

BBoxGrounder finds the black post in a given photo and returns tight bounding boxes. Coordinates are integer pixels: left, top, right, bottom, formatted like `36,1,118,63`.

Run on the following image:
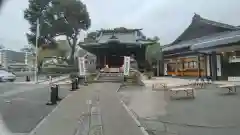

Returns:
46,85,57,105
197,55,201,78
55,84,61,101
71,79,76,91
75,78,79,89
77,76,81,85
84,76,88,86
26,76,30,82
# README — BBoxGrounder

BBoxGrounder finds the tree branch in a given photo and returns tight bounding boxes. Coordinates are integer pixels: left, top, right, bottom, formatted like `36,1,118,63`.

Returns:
67,36,72,47
62,15,76,35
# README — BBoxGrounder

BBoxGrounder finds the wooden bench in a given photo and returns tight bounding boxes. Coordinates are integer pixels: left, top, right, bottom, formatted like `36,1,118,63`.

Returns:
169,87,195,99
152,83,167,90
219,84,237,93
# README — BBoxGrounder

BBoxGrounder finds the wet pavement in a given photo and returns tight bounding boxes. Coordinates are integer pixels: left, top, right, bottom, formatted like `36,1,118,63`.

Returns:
118,84,240,135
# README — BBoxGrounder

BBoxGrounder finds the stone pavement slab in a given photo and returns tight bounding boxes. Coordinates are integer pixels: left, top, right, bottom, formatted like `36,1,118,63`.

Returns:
29,85,94,135
98,83,145,135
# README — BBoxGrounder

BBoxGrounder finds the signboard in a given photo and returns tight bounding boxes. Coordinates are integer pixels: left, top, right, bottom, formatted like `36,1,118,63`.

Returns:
123,56,130,76
78,57,86,76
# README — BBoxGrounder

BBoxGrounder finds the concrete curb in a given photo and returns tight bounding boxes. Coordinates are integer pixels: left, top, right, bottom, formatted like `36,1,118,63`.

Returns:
116,86,149,135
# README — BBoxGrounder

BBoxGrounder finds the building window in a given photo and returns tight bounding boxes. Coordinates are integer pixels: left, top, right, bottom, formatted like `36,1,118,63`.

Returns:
183,61,198,69
184,62,188,69
167,63,176,72
189,62,193,68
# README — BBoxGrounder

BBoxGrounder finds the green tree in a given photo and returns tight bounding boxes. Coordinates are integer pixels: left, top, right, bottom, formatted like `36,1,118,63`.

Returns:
49,0,91,64
24,0,91,64
24,0,57,48
145,37,162,66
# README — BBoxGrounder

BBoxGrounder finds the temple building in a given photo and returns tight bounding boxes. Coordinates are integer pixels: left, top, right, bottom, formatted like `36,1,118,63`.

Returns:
79,28,155,70
163,13,240,81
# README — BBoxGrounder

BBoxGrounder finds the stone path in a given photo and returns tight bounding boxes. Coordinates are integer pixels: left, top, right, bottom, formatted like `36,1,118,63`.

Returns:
29,83,145,135
98,83,145,135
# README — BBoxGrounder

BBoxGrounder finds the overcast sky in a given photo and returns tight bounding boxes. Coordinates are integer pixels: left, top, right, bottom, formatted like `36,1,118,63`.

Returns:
0,0,240,51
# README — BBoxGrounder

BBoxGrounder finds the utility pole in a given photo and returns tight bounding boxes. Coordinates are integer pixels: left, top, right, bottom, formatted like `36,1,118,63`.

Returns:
35,18,40,83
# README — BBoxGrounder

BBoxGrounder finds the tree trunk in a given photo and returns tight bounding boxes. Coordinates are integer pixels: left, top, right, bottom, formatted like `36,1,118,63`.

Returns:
67,36,77,65
69,46,75,64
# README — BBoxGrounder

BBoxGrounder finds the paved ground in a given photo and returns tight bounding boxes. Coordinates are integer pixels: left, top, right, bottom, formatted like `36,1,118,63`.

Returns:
28,85,95,135
119,81,240,135
118,86,167,119
8,73,239,135
0,82,71,134
99,83,144,135
30,81,145,135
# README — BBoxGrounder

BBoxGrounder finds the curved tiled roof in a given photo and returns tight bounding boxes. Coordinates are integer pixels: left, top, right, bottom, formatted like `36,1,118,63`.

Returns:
191,30,240,50
164,13,240,52
163,30,240,52
171,13,239,45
